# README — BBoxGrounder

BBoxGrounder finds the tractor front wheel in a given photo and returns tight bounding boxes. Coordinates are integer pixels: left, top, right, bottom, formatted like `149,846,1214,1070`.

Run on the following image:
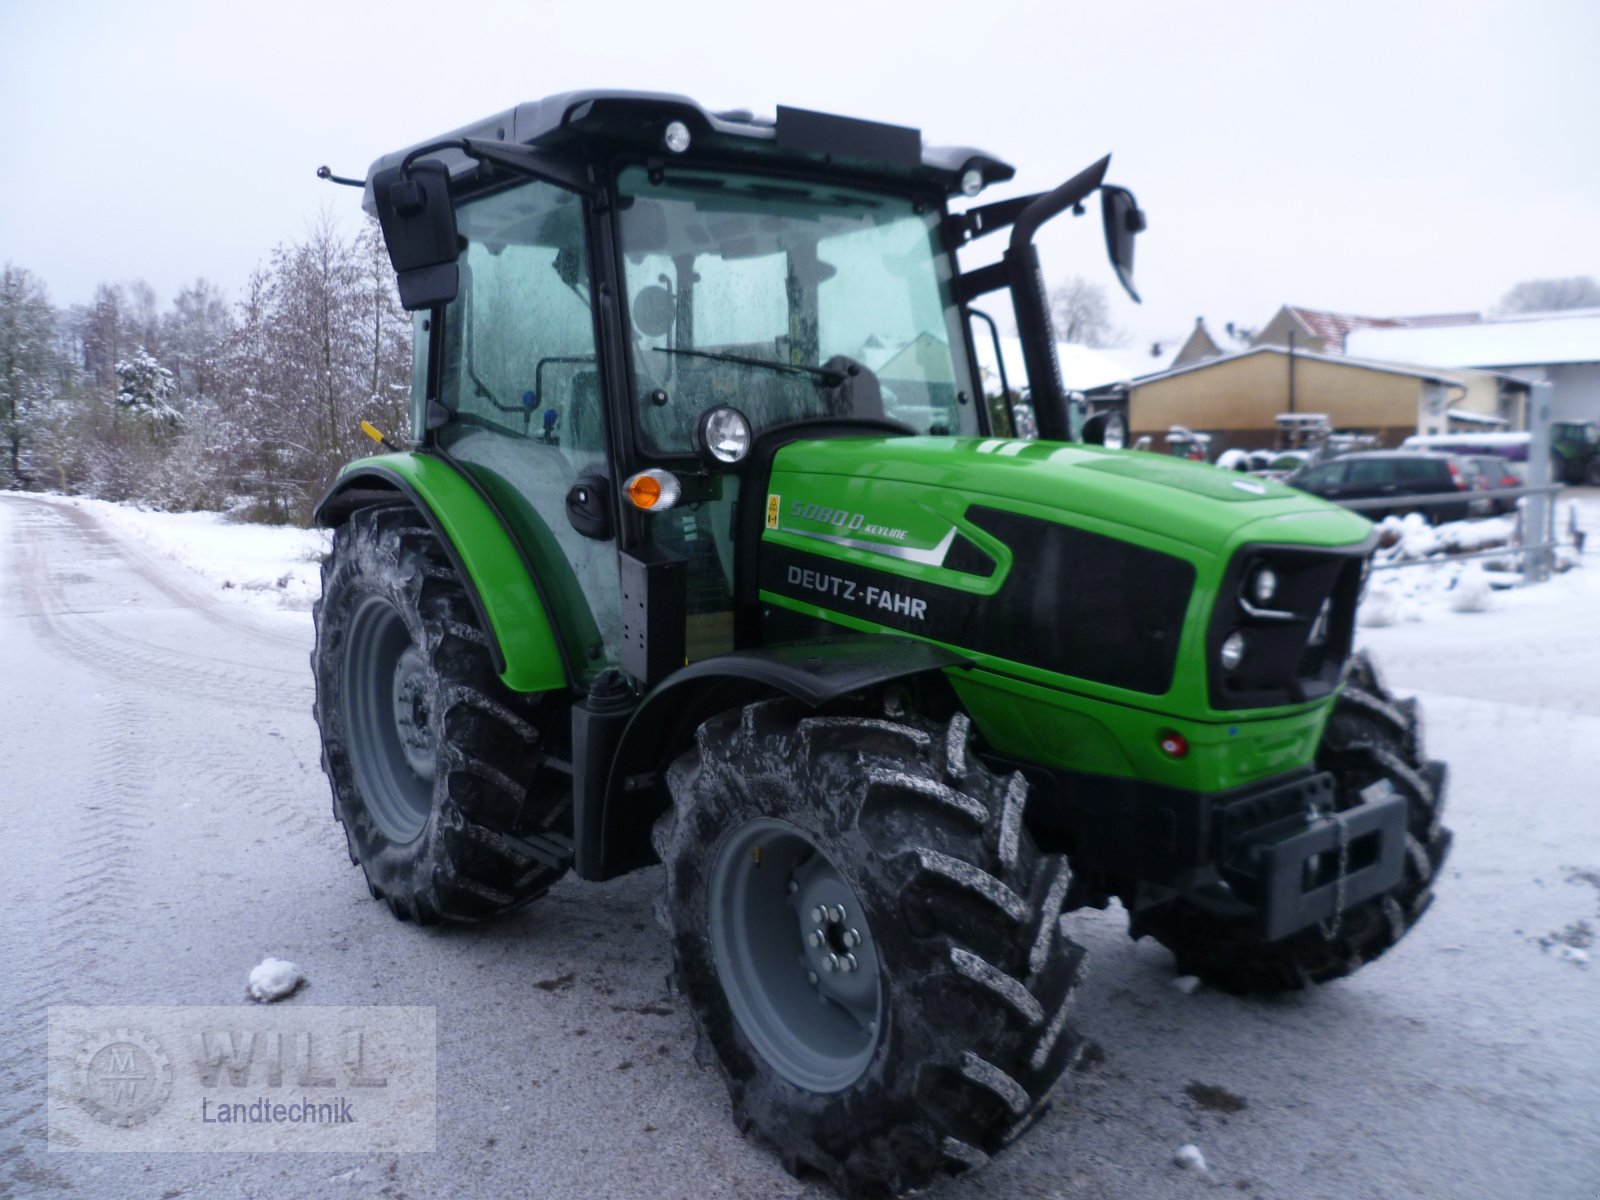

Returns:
1131,651,1452,994
656,701,1087,1195
311,505,571,923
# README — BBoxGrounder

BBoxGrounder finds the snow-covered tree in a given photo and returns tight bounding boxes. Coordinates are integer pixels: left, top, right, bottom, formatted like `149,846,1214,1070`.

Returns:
0,264,58,487
114,346,181,426
1497,276,1600,314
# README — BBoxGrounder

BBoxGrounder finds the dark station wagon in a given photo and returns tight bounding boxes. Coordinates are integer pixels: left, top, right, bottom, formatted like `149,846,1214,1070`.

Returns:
1288,450,1490,523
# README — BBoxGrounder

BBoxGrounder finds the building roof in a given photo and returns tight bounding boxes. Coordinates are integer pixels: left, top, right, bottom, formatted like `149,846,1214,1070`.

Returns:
1127,344,1470,389
980,336,1134,392
1276,306,1482,352
1345,309,1600,369
1098,338,1186,379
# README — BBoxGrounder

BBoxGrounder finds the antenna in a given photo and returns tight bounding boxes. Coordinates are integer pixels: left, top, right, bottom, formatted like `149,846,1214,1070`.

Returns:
316,165,364,188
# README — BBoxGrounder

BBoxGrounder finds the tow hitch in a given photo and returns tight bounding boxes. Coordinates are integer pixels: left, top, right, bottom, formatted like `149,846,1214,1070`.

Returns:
1217,774,1409,942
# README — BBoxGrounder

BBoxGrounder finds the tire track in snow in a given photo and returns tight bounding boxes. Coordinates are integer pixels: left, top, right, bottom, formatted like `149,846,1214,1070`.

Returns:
11,505,307,712
17,495,310,653
0,689,153,1173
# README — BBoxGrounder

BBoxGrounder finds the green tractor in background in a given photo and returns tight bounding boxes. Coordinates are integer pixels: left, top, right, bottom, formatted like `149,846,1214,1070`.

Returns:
1552,419,1600,486
311,92,1450,1196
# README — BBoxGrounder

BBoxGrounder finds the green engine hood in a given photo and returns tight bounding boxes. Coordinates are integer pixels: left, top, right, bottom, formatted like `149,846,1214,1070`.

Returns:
768,435,1372,555
759,435,1374,795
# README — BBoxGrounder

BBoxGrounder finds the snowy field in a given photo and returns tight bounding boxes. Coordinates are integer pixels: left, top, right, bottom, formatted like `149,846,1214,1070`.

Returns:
2,489,1597,1200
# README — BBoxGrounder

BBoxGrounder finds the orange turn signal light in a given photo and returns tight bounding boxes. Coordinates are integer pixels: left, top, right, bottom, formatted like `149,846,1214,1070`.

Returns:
624,469,681,511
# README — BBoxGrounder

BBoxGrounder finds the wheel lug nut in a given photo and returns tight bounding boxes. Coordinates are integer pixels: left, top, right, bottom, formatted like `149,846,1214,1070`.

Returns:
808,971,819,986
828,905,845,923
843,953,858,972
808,930,823,948
810,906,824,923
843,929,860,947
823,954,839,972
788,880,798,895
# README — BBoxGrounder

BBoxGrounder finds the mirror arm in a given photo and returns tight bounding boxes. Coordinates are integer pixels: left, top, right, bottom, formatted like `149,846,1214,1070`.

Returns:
1002,155,1111,442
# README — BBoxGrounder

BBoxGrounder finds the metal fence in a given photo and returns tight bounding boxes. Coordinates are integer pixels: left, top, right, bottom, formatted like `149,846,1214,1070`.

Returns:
1331,483,1571,585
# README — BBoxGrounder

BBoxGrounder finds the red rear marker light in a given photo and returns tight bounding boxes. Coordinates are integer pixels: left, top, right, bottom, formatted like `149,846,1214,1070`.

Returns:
1158,730,1189,758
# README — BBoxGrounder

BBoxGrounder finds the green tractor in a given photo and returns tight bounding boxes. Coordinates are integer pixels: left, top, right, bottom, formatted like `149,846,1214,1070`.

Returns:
1552,419,1600,486
311,92,1450,1195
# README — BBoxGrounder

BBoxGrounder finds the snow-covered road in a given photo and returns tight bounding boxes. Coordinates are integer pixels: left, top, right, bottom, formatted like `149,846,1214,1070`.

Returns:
2,492,1597,1200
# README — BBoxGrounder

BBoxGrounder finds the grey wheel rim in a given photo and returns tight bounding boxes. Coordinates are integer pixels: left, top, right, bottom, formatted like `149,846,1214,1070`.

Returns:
342,594,435,844
708,818,882,1093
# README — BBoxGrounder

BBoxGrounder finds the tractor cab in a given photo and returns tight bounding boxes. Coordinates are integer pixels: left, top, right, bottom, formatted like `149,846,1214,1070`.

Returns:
356,92,1143,688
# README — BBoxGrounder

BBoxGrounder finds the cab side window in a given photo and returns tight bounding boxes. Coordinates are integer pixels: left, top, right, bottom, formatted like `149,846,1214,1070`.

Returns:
438,183,603,471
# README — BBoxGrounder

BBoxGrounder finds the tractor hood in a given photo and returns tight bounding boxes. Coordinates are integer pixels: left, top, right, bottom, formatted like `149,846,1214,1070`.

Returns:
765,436,1372,559
758,434,1374,785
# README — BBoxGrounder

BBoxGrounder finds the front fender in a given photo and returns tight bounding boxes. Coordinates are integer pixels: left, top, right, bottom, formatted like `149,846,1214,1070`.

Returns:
314,453,568,693
581,637,969,880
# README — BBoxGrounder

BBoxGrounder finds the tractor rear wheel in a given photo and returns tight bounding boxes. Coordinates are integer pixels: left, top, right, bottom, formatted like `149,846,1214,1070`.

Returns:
1131,651,1452,994
311,505,571,923
656,701,1087,1196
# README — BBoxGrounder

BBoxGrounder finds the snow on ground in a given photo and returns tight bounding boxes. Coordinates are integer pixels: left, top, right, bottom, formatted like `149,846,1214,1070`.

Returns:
1357,491,1599,631
21,493,330,611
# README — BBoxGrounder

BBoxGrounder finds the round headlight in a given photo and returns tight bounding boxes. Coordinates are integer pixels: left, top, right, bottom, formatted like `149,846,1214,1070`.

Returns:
1251,566,1279,605
663,121,691,154
1219,631,1247,672
697,406,752,464
960,167,985,197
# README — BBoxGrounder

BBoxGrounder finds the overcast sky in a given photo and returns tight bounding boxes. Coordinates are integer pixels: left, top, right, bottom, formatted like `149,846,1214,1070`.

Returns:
2,0,1596,353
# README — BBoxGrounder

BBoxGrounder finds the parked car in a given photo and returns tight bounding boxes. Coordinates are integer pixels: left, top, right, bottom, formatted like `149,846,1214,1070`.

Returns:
1462,455,1527,515
1255,450,1312,481
1287,451,1489,522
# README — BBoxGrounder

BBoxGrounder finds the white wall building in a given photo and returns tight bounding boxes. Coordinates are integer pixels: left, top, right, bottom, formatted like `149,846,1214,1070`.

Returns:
1346,309,1600,425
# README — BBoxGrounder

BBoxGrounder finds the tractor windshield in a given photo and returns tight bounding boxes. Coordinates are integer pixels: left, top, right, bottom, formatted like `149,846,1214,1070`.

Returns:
616,166,977,453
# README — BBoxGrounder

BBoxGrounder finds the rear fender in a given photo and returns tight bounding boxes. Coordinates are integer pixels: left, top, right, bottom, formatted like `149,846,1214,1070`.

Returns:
313,454,568,693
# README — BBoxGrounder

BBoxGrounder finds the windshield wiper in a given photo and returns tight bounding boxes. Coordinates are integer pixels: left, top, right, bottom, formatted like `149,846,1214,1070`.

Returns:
649,346,845,386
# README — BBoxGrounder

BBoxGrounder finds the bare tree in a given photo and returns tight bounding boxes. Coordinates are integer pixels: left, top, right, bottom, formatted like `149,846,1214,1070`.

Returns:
1049,275,1123,347
164,278,234,401
1496,276,1600,314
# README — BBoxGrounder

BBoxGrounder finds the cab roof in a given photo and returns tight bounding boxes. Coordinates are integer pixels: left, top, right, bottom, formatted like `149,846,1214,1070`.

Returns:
362,89,1014,212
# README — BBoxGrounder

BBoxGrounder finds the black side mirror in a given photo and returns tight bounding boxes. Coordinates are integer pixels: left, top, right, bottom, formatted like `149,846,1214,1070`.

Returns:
371,161,461,310
1101,185,1146,303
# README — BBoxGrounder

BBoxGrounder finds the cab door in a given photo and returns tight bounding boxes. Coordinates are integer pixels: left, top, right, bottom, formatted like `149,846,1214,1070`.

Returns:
431,179,621,677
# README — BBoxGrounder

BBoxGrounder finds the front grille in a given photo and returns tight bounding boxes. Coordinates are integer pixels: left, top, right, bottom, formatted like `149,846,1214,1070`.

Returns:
966,506,1195,695
1207,541,1372,710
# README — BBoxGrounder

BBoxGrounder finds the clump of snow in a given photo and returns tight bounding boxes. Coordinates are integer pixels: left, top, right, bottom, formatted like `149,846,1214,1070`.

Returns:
1170,975,1201,995
1173,1143,1207,1172
1449,562,1494,613
1372,512,1520,567
1214,448,1249,472
247,957,306,1002
1358,586,1401,628
1559,947,1590,966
